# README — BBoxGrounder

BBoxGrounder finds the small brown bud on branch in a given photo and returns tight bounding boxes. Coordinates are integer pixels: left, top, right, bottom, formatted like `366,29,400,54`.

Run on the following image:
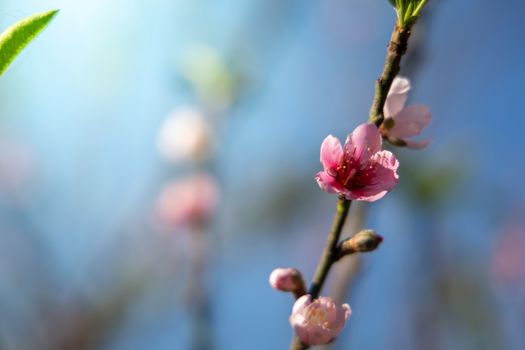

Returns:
335,229,383,260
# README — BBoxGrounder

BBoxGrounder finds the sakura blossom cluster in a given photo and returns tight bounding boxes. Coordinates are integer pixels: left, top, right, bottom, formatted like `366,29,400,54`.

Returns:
269,268,350,345
270,76,430,346
155,105,219,231
316,76,430,202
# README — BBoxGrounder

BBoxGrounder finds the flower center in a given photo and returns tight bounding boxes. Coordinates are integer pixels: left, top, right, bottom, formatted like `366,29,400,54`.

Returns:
307,309,324,322
335,146,377,190
305,302,332,329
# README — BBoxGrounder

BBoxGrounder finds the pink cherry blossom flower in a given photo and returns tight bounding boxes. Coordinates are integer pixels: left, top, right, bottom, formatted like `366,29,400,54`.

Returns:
0,136,35,200
491,223,525,288
290,295,351,346
269,268,305,294
315,123,399,202
156,173,218,229
382,76,431,149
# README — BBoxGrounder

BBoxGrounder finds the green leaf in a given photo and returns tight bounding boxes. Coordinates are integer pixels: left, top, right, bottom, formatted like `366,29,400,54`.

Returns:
412,0,428,17
388,0,427,26
0,9,59,76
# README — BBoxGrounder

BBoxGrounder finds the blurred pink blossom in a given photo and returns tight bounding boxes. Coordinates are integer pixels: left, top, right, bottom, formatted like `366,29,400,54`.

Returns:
290,295,351,345
316,123,399,201
157,106,214,163
491,224,525,287
382,76,431,149
0,137,36,202
156,173,218,229
269,268,305,293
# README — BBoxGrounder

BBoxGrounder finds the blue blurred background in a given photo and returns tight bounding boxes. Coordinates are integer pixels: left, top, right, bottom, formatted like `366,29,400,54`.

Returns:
1,0,525,349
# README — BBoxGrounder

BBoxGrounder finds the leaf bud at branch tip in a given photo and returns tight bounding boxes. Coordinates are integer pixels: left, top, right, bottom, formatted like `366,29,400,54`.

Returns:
387,0,428,27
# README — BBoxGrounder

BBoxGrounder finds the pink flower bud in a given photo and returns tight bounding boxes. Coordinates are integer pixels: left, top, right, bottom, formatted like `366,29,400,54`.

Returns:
269,268,305,293
315,123,399,202
290,295,351,345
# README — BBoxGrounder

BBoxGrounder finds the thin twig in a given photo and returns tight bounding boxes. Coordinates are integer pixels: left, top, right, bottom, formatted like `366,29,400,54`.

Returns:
289,16,417,350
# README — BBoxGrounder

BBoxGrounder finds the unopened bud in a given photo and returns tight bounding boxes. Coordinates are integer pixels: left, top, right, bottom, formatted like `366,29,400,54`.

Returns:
269,268,306,298
337,229,383,259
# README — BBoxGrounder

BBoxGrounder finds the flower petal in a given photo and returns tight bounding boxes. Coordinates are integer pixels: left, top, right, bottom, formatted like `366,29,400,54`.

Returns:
389,104,431,139
292,322,313,345
320,135,343,171
334,303,352,332
318,297,337,324
384,76,410,117
348,151,399,202
389,76,411,94
316,173,358,200
292,295,312,315
316,171,344,194
307,324,334,345
373,150,400,173
349,123,382,161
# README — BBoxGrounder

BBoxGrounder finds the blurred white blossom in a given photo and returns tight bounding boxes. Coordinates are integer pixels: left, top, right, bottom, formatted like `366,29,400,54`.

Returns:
157,106,214,163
